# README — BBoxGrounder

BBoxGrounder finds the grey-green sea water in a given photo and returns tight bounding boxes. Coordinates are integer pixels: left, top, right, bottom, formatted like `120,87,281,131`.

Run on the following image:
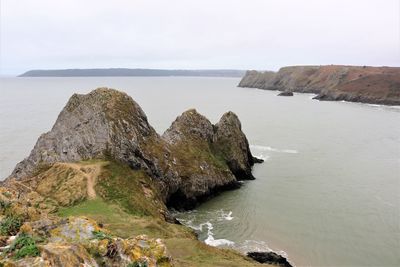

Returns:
1,77,399,266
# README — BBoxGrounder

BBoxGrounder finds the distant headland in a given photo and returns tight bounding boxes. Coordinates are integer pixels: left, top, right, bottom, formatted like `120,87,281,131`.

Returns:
238,65,400,105
18,68,245,77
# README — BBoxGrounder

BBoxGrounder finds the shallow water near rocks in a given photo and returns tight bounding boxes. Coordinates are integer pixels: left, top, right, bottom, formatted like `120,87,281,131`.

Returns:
1,77,399,266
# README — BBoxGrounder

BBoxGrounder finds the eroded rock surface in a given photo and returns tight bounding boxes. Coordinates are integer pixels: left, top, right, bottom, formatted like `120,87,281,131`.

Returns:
214,112,258,180
10,88,164,180
163,109,238,209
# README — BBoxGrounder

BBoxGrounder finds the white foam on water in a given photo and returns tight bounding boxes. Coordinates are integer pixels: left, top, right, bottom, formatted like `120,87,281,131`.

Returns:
176,211,236,247
223,211,234,221
215,210,234,221
205,235,235,247
202,221,235,247
254,154,270,161
250,145,298,154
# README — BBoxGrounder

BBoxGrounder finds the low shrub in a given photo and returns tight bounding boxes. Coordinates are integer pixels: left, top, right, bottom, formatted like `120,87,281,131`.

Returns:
0,216,23,236
92,230,112,240
5,233,40,259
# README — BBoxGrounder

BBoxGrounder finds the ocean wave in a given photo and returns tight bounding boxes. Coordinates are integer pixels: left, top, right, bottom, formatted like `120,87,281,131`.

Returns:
250,145,298,154
176,210,236,247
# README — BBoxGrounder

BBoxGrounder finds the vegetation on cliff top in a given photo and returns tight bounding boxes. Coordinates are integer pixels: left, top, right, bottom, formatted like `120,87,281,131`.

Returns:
1,160,267,266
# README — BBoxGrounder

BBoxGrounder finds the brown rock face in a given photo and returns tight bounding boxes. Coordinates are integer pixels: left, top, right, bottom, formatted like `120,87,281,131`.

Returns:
10,88,164,180
162,109,257,209
214,112,256,180
6,88,260,209
238,65,400,105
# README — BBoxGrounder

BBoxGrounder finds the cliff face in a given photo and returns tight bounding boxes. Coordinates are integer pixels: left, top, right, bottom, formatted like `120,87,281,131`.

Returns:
238,65,400,105
162,109,257,209
0,88,271,267
11,88,163,180
7,88,260,209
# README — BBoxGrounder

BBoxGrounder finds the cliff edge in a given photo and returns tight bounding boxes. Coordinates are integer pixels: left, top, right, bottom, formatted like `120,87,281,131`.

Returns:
238,65,400,105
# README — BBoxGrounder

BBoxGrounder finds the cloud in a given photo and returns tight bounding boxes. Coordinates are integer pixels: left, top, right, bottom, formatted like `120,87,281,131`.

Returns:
1,0,399,75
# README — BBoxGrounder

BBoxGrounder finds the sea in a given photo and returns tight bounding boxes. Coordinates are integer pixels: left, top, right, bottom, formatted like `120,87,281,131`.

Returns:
1,77,399,266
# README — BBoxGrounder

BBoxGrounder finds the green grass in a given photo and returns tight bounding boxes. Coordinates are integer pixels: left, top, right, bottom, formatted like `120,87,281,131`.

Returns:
92,230,112,240
4,233,40,259
55,160,264,267
95,161,162,217
57,197,192,240
58,198,116,218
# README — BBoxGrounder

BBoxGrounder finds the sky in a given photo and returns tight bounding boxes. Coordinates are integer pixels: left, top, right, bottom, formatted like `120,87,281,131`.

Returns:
0,0,399,75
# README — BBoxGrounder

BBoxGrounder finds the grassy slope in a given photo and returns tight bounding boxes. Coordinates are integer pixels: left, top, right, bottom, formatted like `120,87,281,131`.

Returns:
57,161,266,267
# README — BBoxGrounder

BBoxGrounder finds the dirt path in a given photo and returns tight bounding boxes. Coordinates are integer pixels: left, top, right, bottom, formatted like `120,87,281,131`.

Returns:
86,165,102,199
59,162,107,199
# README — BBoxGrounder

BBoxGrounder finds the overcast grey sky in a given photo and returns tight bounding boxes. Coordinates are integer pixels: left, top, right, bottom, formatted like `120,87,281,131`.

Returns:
0,0,399,75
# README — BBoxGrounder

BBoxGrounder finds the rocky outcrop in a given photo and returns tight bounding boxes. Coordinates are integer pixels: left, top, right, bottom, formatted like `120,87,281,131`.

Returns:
6,88,261,210
247,251,293,267
0,165,266,267
162,109,259,209
0,186,173,266
10,88,164,180
213,112,259,180
0,88,279,266
277,91,293,96
238,65,400,105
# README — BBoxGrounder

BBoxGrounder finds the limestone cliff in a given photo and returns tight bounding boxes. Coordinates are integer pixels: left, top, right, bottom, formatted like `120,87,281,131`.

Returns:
0,88,269,266
238,65,400,105
7,88,261,209
162,109,257,209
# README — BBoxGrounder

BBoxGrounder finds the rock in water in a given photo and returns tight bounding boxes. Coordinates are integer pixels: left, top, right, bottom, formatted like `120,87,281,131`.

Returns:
247,251,293,267
278,91,294,96
162,109,241,209
7,88,261,209
214,112,256,180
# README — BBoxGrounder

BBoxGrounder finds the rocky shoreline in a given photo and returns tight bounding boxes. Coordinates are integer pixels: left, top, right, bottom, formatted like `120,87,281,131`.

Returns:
238,65,400,105
0,88,295,266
